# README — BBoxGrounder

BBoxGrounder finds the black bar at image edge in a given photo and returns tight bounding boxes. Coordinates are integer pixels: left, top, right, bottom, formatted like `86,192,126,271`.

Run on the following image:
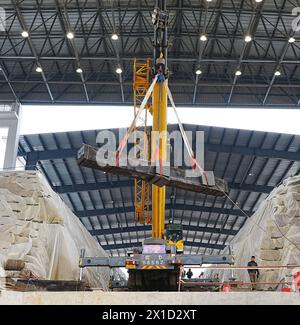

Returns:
0,305,295,323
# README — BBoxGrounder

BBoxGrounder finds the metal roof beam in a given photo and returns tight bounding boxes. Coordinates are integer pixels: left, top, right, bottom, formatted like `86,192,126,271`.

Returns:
54,0,90,103
75,204,252,218
11,0,54,102
205,143,300,161
23,148,78,161
95,0,125,102
53,180,133,192
262,39,294,105
227,1,264,104
193,0,221,104
23,143,300,162
0,63,19,101
2,56,300,64
90,224,238,236
7,80,300,88
2,6,296,16
52,180,272,194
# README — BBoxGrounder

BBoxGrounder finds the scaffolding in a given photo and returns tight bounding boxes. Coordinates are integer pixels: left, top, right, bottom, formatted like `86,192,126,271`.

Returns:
133,58,151,225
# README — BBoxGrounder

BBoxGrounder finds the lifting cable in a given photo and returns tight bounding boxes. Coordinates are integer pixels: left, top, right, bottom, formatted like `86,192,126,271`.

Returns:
165,82,209,185
116,74,158,165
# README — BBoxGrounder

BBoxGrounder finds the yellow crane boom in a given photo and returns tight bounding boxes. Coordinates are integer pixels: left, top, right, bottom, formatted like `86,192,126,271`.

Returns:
133,56,168,240
152,79,167,239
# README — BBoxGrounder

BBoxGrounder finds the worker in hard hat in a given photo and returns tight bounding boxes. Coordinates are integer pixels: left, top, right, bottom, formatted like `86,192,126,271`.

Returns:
247,256,260,290
186,269,194,279
186,268,193,279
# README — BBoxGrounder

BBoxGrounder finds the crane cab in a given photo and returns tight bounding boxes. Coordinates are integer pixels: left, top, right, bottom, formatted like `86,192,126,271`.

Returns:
165,223,184,254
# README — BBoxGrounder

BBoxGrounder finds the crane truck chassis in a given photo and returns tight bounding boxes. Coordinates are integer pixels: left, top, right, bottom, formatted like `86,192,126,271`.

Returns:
77,144,233,291
79,238,233,291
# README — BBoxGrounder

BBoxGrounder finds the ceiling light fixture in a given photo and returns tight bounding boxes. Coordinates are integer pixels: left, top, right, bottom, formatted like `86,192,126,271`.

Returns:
244,35,252,43
288,37,296,43
200,34,207,42
21,30,29,38
111,33,119,41
116,67,123,74
66,31,74,39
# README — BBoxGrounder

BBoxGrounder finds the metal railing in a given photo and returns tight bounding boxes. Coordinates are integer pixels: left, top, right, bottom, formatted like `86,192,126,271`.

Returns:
178,264,300,292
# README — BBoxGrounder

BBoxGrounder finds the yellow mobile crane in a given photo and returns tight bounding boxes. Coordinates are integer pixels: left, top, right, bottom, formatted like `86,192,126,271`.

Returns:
78,0,232,291
132,2,183,251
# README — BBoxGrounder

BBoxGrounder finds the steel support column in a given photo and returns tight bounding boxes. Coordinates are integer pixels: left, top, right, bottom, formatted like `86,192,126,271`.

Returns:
0,102,21,169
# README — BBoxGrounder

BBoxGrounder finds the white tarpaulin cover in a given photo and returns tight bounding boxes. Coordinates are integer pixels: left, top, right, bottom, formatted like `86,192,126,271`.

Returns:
0,170,115,290
221,175,300,290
